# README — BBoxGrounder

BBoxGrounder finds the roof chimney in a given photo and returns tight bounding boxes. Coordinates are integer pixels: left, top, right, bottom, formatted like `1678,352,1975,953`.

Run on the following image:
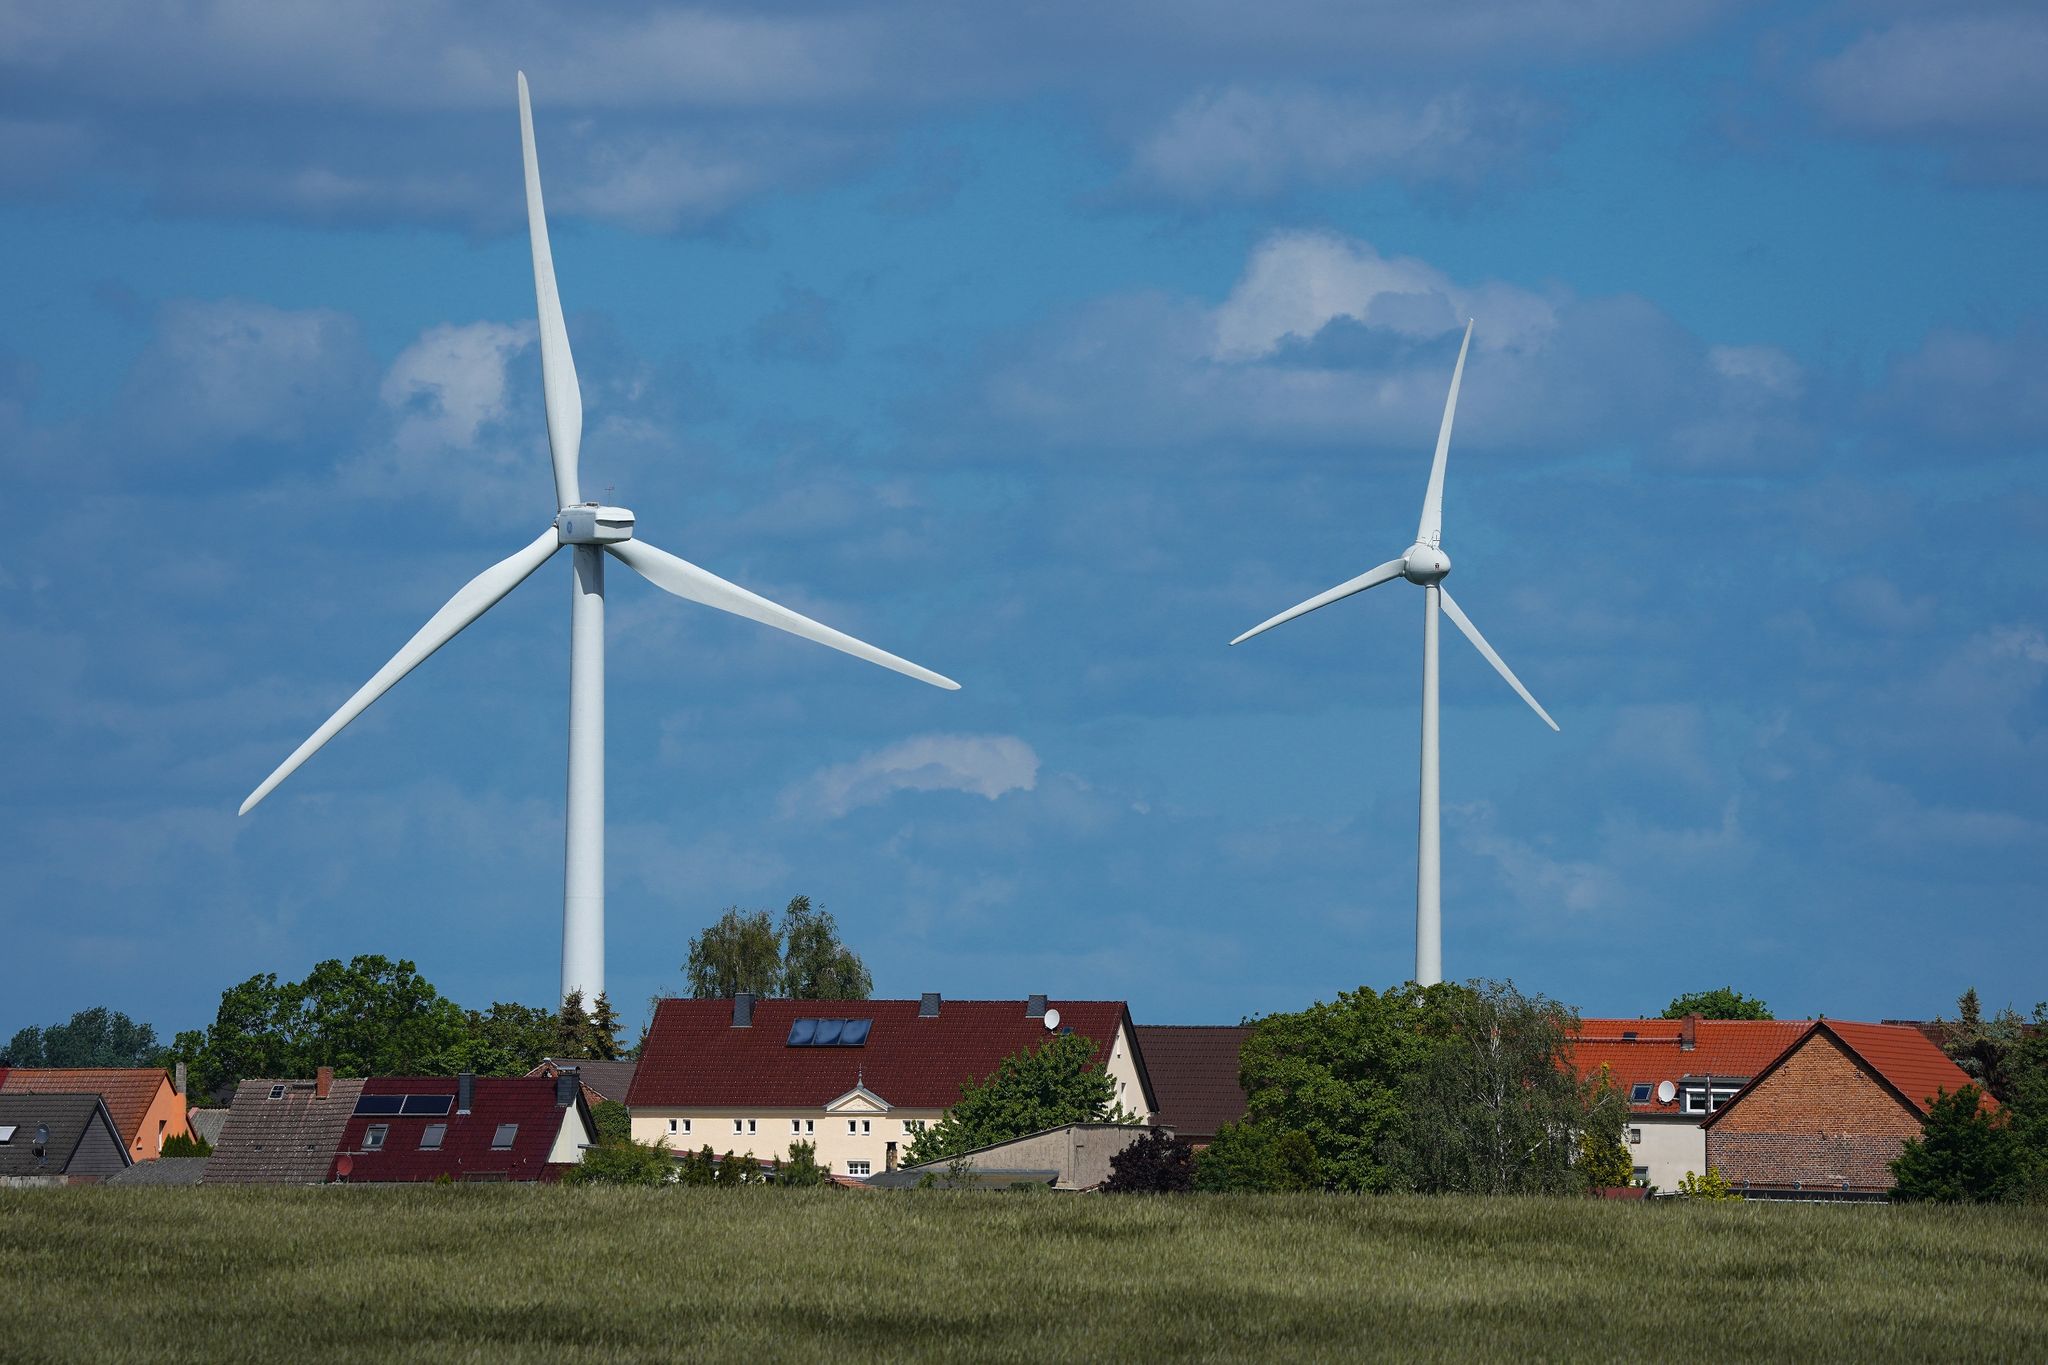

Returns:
555,1068,579,1108
315,1066,333,1100
457,1072,474,1115
1680,1014,1699,1052
733,993,756,1028
174,1061,188,1096
1026,994,1047,1019
920,992,941,1018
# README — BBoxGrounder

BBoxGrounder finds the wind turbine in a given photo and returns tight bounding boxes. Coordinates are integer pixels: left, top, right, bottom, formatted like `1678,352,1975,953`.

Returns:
1229,321,1556,987
239,73,959,1007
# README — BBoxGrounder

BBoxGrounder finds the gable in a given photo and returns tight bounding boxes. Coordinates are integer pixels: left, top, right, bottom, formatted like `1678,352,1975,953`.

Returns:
824,1085,892,1113
1706,1029,1924,1137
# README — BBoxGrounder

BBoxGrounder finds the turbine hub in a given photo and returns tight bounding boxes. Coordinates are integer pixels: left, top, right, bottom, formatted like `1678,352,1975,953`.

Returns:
1402,543,1450,584
556,503,635,546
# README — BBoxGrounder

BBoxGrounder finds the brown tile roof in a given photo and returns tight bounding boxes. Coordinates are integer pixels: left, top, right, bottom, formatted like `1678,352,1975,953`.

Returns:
531,1058,638,1104
1133,1025,1251,1140
0,1068,174,1149
204,1077,366,1184
1569,1019,1812,1114
1700,1021,1982,1128
629,999,1143,1111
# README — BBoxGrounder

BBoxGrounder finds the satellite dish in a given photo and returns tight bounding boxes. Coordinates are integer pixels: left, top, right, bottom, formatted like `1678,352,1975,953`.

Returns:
336,1154,354,1180
1043,1008,1061,1031
1656,1080,1677,1104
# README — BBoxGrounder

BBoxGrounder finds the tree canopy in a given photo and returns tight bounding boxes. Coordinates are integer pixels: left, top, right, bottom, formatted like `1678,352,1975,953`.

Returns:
3,1006,161,1069
903,1031,1137,1166
684,895,872,1000
1660,988,1774,1021
1891,1085,2029,1203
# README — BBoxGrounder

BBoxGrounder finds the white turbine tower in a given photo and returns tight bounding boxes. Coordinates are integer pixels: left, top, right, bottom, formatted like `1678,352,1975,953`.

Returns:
239,74,959,1006
1230,321,1557,987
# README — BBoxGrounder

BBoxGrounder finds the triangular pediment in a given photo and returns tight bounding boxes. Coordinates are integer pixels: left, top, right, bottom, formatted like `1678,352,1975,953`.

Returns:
823,1084,892,1113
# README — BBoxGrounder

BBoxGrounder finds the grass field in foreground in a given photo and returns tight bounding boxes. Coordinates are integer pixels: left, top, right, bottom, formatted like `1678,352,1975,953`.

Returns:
3,1187,2044,1362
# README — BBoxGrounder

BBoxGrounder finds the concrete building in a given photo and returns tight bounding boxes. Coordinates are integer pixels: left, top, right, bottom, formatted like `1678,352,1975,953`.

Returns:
0,1067,193,1162
1571,1016,1809,1193
867,1123,1149,1190
1703,1020,1978,1199
629,994,1156,1179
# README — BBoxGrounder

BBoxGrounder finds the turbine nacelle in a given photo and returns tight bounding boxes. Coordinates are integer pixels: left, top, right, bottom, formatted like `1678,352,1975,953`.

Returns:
556,504,635,546
1401,543,1450,584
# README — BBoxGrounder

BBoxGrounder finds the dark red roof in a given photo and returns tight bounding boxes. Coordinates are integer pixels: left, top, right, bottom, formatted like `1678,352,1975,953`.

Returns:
1133,1025,1251,1140
1569,1019,1812,1114
1701,1021,1983,1128
329,1077,590,1183
629,998,1141,1110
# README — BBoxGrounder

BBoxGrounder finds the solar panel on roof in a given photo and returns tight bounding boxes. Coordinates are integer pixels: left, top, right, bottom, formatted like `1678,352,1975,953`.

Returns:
401,1094,454,1116
787,1018,817,1047
840,1019,871,1046
353,1095,405,1116
813,1019,844,1046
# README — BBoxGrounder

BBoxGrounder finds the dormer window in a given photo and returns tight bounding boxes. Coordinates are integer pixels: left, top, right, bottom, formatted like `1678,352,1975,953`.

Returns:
363,1124,388,1151
492,1124,519,1150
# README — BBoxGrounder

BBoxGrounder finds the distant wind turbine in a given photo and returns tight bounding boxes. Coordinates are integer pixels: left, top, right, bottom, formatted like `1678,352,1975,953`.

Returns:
1230,321,1557,987
240,73,959,1006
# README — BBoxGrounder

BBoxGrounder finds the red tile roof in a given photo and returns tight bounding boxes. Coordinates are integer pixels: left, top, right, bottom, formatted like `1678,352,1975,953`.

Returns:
629,998,1141,1111
0,1068,174,1148
330,1077,589,1183
1133,1025,1251,1140
1569,1019,1811,1114
1700,1021,1983,1128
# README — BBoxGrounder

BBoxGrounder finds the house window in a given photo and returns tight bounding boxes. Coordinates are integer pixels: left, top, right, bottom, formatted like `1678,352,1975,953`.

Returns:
420,1124,447,1151
847,1160,871,1176
903,1119,927,1134
802,1119,814,1134
1633,1166,1649,1184
0,1126,16,1143
1682,1084,1742,1115
793,1119,803,1133
268,1084,287,1100
1629,1083,1652,1104
1627,1128,1642,1146
492,1123,518,1150
363,1124,388,1151
846,1118,873,1136
669,1119,679,1134
734,1118,744,1134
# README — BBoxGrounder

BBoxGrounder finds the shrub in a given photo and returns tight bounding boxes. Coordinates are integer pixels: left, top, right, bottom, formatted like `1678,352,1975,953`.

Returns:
1891,1085,2029,1204
160,1132,212,1158
590,1099,632,1147
1104,1130,1195,1193
1675,1167,1741,1201
562,1138,673,1186
779,1140,826,1187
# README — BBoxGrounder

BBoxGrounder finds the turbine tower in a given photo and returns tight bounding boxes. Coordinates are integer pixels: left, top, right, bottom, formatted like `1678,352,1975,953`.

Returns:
240,74,959,1006
1230,321,1556,986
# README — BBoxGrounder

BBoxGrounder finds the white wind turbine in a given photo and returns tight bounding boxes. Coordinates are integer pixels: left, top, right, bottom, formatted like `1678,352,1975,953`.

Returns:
1230,321,1556,987
240,73,959,1006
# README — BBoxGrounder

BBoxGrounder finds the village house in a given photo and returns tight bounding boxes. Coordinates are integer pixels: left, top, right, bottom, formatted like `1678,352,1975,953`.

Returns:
0,1094,131,1184
1570,1016,1809,1192
628,993,1157,1178
0,1067,194,1163
329,1072,594,1183
206,1069,366,1185
527,1057,636,1108
1702,1019,1978,1199
1133,1024,1252,1147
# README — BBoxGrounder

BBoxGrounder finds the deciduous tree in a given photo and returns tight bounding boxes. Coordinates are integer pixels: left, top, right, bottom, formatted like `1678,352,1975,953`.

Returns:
1891,1085,2028,1204
1661,988,1774,1021
903,1031,1138,1166
1104,1130,1196,1193
2,1007,161,1069
684,909,783,998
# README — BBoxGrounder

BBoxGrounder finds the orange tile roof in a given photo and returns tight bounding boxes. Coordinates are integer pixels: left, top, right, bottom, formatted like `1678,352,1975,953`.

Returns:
0,1068,173,1147
1811,1021,1981,1116
1570,1019,1811,1114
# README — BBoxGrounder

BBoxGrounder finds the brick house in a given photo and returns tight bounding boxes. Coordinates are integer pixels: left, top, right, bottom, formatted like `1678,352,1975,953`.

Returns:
1702,1020,1979,1198
1570,1016,1810,1192
629,993,1156,1179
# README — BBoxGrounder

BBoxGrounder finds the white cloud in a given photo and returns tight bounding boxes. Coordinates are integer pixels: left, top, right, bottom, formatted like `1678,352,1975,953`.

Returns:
779,732,1040,819
1130,85,1550,200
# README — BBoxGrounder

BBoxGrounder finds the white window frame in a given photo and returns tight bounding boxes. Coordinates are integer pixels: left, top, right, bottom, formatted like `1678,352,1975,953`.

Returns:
846,1159,871,1176
420,1123,447,1151
1627,1127,1642,1146
903,1118,927,1134
734,1118,744,1134
492,1123,518,1150
668,1118,679,1134
363,1124,388,1151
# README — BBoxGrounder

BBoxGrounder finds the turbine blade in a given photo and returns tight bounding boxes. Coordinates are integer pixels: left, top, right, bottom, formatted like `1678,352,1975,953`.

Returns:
239,528,562,815
1229,558,1406,646
608,538,960,691
518,71,582,510
1415,318,1473,549
1438,587,1559,731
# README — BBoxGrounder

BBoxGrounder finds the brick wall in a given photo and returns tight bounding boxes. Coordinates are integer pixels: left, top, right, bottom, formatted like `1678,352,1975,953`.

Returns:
1705,1030,1920,1190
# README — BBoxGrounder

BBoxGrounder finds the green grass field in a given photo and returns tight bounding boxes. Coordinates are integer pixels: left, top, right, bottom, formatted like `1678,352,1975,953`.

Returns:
3,1188,2044,1361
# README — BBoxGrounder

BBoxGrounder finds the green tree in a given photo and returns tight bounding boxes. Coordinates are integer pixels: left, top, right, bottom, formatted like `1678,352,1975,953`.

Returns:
1939,988,2030,1101
591,1100,633,1147
441,1000,557,1075
684,909,784,998
1675,1167,1742,1200
3,1007,161,1069
160,1132,212,1158
1193,1122,1319,1192
779,1139,826,1187
563,1138,674,1186
1391,981,1622,1195
779,896,873,1000
1579,1127,1634,1189
1661,988,1774,1021
1104,1130,1196,1193
1234,984,1441,1192
903,1031,1139,1166
1891,1085,2029,1203
677,1144,718,1186
715,1150,761,1186
552,991,624,1061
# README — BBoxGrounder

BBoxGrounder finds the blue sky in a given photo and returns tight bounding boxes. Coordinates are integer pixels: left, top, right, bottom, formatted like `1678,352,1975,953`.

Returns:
3,1,2045,1042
